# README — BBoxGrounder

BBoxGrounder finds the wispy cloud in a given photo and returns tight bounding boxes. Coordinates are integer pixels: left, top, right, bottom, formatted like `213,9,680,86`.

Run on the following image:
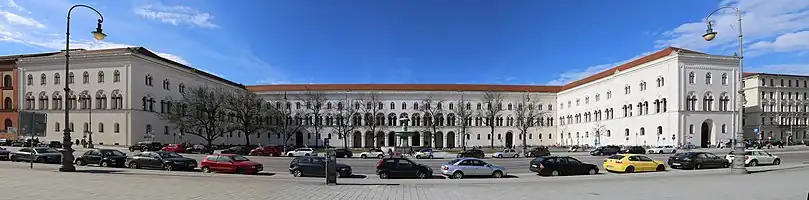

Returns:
655,0,809,55
134,4,217,28
547,52,653,85
4,0,28,14
0,11,44,29
748,31,809,55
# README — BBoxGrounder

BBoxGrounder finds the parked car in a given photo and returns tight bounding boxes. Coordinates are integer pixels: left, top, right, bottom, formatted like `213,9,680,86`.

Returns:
185,144,214,154
75,149,128,167
0,146,10,160
414,148,434,159
667,152,728,169
289,156,352,177
220,146,250,155
126,151,197,171
603,154,666,173
376,157,433,179
359,148,385,159
648,146,676,154
493,149,520,158
335,148,353,158
200,154,263,174
128,141,163,152
441,158,507,179
590,145,621,156
285,148,318,157
620,146,646,154
161,144,185,153
567,146,585,152
10,140,24,147
529,156,599,176
456,149,485,159
525,147,551,157
249,145,282,157
725,150,780,167
9,147,62,164
47,141,62,148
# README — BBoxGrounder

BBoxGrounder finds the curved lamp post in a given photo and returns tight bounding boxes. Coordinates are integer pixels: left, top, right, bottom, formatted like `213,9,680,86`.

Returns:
60,4,106,172
703,6,747,174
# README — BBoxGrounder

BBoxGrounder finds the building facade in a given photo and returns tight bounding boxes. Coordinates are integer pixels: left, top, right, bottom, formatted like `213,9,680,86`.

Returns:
17,47,244,146
742,73,809,143
242,47,742,149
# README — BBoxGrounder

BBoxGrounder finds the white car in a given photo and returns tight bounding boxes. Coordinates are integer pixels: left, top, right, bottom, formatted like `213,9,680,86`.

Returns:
414,148,434,159
493,149,520,158
647,146,676,154
359,149,385,159
725,150,781,167
285,148,317,157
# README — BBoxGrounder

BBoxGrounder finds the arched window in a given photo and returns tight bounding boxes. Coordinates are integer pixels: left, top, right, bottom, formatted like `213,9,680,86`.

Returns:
178,83,185,93
40,73,46,85
26,74,32,85
54,73,60,84
114,123,120,133
82,71,89,84
145,75,153,86
688,72,695,84
705,72,712,84
624,85,631,94
113,70,120,82
640,127,645,136
98,71,105,83
163,79,170,90
98,123,105,133
3,75,11,87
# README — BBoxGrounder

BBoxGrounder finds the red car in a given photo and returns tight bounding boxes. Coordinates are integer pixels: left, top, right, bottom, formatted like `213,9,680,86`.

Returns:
200,154,263,174
249,145,281,156
161,144,185,153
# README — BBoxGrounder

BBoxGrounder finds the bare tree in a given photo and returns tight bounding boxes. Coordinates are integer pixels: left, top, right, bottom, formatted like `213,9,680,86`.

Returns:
480,91,504,148
299,90,327,148
332,92,359,148
514,93,550,153
451,94,473,150
359,92,385,148
223,89,273,146
267,92,305,152
160,86,230,147
418,96,445,148
591,121,607,147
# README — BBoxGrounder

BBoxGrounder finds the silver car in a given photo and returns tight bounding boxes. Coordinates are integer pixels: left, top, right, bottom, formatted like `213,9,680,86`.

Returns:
440,158,507,179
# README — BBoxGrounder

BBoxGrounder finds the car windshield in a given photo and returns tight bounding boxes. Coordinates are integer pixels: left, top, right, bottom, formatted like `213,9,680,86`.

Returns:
34,148,58,153
311,157,326,163
607,155,625,160
420,149,431,152
231,155,250,161
100,150,125,156
158,152,183,158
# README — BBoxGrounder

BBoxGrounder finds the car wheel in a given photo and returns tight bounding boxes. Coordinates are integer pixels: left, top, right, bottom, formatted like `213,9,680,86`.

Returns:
76,159,87,166
694,164,702,170
287,153,293,157
496,154,503,158
415,155,421,159
304,154,310,157
361,155,367,159
513,154,518,158
656,165,665,172
9,155,17,162
588,168,598,175
492,170,504,178
659,150,664,154
292,169,303,177
773,159,781,165
164,164,174,171
377,154,384,159
417,171,429,179
748,160,758,167
35,157,45,163
428,155,433,159
597,152,603,156
723,162,730,168
235,167,244,174
378,172,389,179
128,162,139,169
625,166,635,173
129,148,134,152
201,167,212,173
672,150,676,153
100,161,109,167
452,171,464,179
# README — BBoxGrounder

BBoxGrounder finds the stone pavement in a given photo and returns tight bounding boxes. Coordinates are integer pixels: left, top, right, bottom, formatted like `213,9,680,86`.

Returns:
3,161,809,200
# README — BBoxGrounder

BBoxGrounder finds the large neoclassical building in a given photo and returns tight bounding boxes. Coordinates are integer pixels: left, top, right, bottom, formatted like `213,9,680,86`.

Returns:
10,46,751,148
247,47,742,148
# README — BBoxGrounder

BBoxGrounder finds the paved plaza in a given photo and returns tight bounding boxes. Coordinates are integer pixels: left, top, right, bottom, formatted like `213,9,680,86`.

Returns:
2,162,808,200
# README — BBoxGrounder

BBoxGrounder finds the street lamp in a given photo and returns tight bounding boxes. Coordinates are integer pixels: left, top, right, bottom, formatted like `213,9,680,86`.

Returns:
60,4,106,172
703,6,747,174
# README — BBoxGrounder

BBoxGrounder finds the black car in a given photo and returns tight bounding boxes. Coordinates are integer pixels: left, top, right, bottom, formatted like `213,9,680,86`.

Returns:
289,156,352,177
590,145,621,156
456,149,485,159
129,141,163,152
0,146,10,160
9,147,62,164
75,149,128,167
335,148,353,158
376,157,433,179
48,141,63,148
125,151,197,171
221,146,250,155
185,145,214,154
529,156,599,176
525,147,551,157
667,152,729,169
620,146,646,154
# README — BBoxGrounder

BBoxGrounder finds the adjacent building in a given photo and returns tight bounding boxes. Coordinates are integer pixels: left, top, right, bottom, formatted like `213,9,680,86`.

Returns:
0,52,60,140
17,47,244,146
742,73,809,143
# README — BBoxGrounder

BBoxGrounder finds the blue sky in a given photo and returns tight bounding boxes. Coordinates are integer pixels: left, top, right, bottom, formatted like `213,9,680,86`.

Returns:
1,0,807,86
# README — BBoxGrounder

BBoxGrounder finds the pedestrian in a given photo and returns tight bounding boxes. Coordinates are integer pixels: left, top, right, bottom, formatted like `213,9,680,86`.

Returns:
75,139,80,146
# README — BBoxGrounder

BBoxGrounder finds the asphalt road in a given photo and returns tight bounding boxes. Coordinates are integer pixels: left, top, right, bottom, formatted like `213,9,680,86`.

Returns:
5,146,809,176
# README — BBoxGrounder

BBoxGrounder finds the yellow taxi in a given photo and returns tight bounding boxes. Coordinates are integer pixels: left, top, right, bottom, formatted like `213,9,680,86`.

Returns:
603,154,666,173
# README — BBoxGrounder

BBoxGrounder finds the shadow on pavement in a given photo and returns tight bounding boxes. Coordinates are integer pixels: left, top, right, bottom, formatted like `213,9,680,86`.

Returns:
336,183,401,186
445,175,520,179
73,169,125,174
